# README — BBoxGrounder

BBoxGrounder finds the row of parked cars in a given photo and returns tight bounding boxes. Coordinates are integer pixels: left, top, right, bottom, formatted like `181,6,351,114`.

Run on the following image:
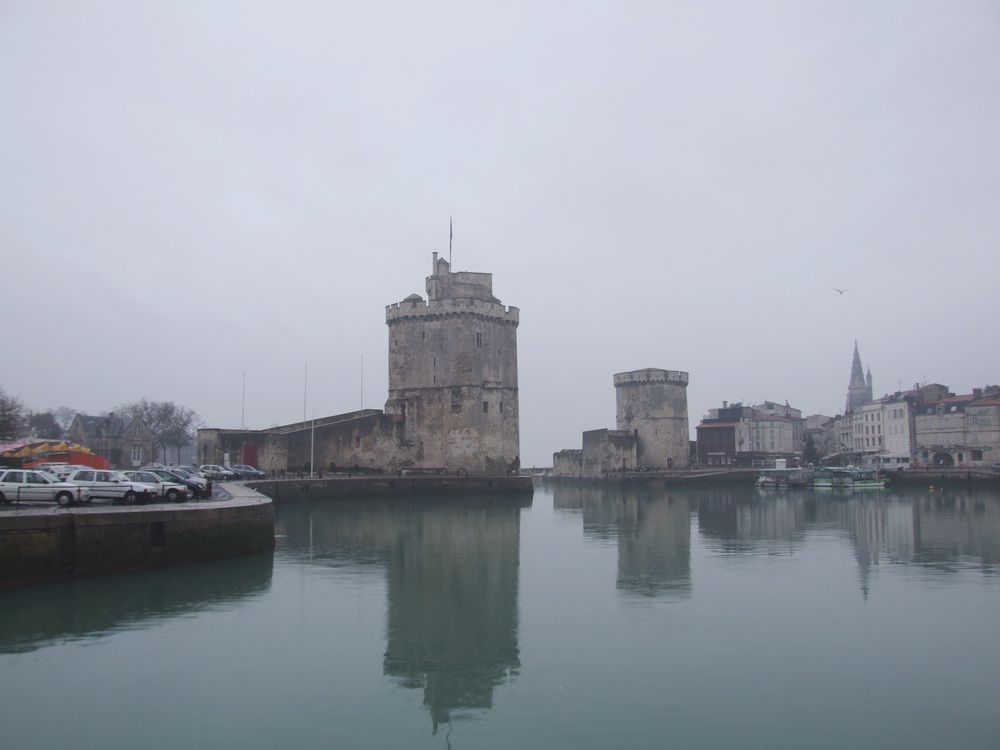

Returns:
0,463,261,507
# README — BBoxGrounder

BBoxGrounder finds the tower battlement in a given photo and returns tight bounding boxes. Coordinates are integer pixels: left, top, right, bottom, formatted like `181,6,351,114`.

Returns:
386,297,519,326
614,369,689,387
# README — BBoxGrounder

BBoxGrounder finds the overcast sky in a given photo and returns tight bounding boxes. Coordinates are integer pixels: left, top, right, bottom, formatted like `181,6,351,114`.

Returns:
2,1,998,466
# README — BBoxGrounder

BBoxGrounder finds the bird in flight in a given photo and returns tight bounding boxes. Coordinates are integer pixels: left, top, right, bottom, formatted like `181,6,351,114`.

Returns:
834,288,848,295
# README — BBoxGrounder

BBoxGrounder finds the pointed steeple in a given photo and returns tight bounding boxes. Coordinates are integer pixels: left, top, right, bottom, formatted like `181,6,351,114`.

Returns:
846,340,871,414
850,340,865,386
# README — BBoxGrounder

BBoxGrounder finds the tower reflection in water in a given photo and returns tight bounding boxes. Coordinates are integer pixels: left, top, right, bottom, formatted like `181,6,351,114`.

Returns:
275,496,526,729
552,484,692,599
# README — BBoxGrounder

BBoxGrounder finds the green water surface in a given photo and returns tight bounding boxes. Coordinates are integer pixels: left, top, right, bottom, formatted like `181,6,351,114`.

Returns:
2,483,998,749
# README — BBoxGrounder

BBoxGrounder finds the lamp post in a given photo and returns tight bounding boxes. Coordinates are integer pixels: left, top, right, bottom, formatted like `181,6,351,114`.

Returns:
310,409,316,479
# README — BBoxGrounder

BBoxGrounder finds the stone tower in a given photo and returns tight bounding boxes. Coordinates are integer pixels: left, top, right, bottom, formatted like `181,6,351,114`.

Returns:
614,368,690,469
384,253,520,475
846,341,873,414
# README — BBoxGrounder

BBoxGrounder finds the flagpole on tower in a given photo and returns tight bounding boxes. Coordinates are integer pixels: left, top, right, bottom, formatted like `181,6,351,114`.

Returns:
449,216,453,267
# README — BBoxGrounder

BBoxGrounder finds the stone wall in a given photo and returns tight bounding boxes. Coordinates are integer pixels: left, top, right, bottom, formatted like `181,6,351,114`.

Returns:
552,449,583,477
582,429,637,477
0,487,274,588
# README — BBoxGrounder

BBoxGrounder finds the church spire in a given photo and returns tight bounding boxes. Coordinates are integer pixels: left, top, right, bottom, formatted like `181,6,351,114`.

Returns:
846,340,871,414
850,340,865,386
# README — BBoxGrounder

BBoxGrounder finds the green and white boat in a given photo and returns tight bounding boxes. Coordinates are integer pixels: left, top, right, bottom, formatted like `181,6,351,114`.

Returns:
814,467,887,490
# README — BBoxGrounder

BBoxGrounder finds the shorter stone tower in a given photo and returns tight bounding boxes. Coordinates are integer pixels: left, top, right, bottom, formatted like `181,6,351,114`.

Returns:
614,368,690,469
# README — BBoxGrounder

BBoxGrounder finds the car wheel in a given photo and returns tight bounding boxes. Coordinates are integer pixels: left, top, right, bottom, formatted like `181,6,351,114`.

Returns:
0,491,8,505
123,490,136,505
166,488,180,502
56,491,73,507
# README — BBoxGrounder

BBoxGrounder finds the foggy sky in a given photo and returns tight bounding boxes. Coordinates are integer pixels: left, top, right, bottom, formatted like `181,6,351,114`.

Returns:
3,1,999,466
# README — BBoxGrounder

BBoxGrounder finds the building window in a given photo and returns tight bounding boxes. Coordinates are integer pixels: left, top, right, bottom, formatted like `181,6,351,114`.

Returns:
499,401,503,413
972,449,983,461
483,401,489,413
451,389,462,413
130,444,143,465
476,332,482,348
355,436,361,449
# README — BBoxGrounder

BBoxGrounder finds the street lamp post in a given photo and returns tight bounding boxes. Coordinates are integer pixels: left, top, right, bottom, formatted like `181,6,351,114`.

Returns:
310,409,316,479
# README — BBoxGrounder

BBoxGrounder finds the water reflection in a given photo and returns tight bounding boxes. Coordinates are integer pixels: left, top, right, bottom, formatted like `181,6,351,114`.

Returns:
552,484,691,598
550,483,1000,602
0,551,274,654
694,486,1000,598
275,496,526,729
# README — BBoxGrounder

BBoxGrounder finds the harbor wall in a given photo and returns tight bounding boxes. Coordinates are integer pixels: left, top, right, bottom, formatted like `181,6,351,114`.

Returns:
0,485,274,589
249,475,534,501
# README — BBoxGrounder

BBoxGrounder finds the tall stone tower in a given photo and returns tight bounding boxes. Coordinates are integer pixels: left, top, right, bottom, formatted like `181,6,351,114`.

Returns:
384,253,520,475
614,368,690,469
845,341,873,414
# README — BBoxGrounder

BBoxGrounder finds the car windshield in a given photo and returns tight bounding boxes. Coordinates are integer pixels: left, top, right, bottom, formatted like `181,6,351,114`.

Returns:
170,468,191,478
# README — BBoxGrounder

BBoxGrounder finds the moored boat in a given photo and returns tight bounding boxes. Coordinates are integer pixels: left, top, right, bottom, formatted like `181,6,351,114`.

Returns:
755,467,812,489
813,466,887,490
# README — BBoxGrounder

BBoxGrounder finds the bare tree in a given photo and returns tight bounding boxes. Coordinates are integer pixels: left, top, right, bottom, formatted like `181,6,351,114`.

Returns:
163,406,199,463
0,387,26,439
48,406,79,433
116,399,199,463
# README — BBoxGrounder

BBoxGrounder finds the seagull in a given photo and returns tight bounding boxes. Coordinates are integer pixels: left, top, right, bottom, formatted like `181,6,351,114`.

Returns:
834,288,848,295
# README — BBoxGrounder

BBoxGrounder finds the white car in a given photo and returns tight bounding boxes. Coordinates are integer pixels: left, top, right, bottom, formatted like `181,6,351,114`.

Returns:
63,468,155,504
122,471,190,502
0,468,88,506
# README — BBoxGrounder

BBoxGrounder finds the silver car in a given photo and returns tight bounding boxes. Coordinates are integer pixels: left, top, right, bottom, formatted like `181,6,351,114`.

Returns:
122,471,190,502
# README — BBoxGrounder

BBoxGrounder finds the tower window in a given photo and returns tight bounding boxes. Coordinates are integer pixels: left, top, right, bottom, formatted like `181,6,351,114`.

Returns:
499,401,503,413
476,332,482,348
483,401,489,413
451,389,462,413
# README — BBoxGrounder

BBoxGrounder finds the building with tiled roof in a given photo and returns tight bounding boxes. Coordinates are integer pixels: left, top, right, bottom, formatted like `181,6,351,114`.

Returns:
66,413,155,469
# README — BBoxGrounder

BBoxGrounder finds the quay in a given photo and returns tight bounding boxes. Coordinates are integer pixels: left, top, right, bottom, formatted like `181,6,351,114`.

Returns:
543,467,1000,488
0,484,274,589
249,474,534,501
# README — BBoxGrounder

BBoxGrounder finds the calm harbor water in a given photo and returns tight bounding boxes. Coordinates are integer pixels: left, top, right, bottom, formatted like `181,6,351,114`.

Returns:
2,482,999,749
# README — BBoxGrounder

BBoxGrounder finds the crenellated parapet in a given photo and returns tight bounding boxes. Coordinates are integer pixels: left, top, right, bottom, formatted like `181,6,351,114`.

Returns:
614,369,689,388
386,297,519,326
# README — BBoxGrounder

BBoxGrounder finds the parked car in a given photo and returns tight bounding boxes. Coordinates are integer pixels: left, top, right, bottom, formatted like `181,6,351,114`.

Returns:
143,468,210,498
0,468,89,506
45,464,91,481
122,471,190,502
63,468,156,504
992,463,1000,473
199,464,237,480
230,464,266,479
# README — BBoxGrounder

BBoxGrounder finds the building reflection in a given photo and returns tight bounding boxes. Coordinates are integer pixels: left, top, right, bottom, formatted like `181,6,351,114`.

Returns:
275,496,526,729
552,484,691,598
0,551,274,654
691,486,1000,597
